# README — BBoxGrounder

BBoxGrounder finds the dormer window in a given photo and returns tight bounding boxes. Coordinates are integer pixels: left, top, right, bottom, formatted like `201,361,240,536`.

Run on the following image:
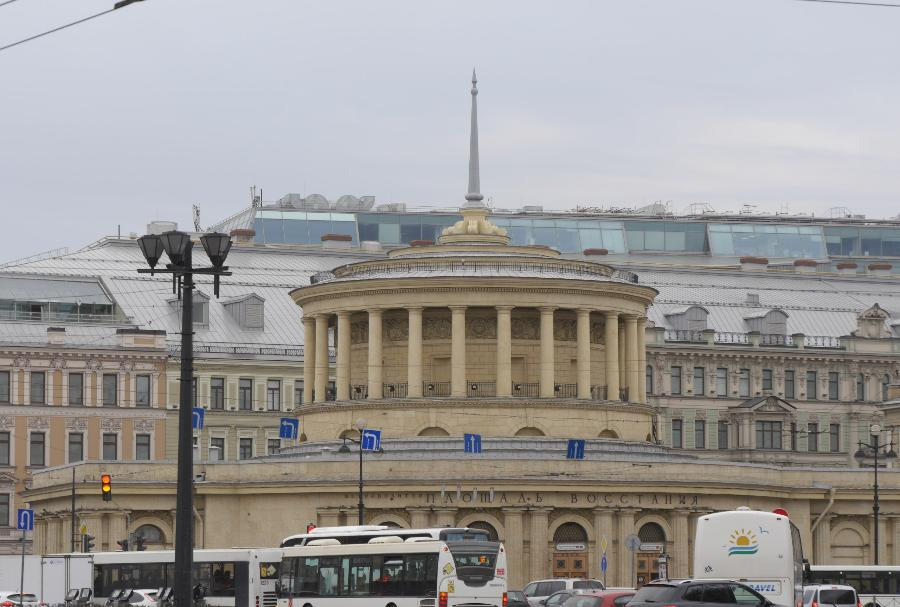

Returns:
222,293,265,330
664,305,709,331
744,309,788,335
169,290,209,328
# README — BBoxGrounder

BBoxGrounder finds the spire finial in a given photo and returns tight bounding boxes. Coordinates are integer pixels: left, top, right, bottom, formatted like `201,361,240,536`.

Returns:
464,68,484,207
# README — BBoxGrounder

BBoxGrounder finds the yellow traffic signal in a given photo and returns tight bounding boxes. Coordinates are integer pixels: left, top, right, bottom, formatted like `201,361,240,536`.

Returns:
101,473,112,502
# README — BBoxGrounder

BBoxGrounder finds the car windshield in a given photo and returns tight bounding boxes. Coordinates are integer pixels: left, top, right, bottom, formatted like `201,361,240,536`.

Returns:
820,591,856,605
574,581,605,590
508,591,526,600
564,598,603,607
632,585,677,602
9,595,38,602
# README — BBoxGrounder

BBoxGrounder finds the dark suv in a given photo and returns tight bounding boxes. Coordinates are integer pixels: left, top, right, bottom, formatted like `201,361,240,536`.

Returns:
629,580,773,607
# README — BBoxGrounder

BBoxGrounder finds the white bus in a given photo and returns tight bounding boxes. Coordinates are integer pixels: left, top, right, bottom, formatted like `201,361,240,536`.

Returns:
694,507,805,607
91,548,282,607
281,526,492,547
809,566,898,607
277,537,508,607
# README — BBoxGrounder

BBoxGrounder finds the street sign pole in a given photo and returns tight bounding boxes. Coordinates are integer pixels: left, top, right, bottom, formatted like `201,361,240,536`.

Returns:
19,528,25,607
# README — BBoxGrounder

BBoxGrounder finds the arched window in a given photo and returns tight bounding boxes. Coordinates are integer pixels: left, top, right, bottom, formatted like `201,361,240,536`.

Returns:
553,523,588,544
514,427,545,437
883,375,891,401
418,427,450,437
857,374,865,402
468,521,499,541
638,522,666,543
134,524,164,544
599,429,619,439
646,365,654,395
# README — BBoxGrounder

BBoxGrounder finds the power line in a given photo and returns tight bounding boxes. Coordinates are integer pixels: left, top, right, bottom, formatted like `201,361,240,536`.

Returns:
0,0,22,8
794,0,900,6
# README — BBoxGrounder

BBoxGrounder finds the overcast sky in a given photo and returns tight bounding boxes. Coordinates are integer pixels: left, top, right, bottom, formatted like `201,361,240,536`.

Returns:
2,0,899,263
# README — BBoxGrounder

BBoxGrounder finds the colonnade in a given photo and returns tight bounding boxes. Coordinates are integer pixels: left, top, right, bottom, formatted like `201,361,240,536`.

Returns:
301,306,648,404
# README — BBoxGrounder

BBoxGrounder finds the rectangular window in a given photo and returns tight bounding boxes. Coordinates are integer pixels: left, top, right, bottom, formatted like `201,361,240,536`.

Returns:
294,383,303,407
192,377,198,407
806,371,817,400
102,374,118,406
830,424,841,453
209,437,225,461
268,438,281,455
68,433,83,463
0,371,10,403
0,494,8,528
133,374,150,407
756,421,783,450
785,370,795,399
671,366,682,395
239,379,252,410
267,380,281,411
762,369,773,391
718,421,729,449
210,377,225,410
738,368,750,398
102,433,117,461
693,367,705,395
30,432,45,467
695,420,706,449
791,422,797,451
716,368,728,397
0,431,9,465
239,438,253,460
135,434,151,461
646,366,654,395
828,372,839,400
808,423,819,452
30,371,46,405
68,373,84,406
672,419,683,448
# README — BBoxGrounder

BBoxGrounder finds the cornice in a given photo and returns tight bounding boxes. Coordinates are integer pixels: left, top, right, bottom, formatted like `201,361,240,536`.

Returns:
0,404,167,419
295,397,655,417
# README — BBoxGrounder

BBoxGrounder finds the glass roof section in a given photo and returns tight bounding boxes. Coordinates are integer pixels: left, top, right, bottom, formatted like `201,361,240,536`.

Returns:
708,223,826,259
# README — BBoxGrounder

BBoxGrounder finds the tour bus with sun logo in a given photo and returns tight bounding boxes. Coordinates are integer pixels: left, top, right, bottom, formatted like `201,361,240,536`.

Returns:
694,507,806,607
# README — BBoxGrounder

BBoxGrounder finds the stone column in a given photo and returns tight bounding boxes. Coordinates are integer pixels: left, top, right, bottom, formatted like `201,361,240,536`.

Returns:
336,312,351,401
408,507,431,528
618,323,627,393
605,312,620,401
316,508,341,527
450,306,467,398
314,315,329,403
367,309,383,399
108,511,129,549
33,518,46,555
47,517,62,554
593,508,615,583
891,516,900,565
577,309,592,399
672,509,690,578
80,513,102,552
434,507,458,528
407,307,424,398
503,508,526,589
625,316,639,402
540,307,556,398
302,316,315,404
638,316,648,403
616,508,637,587
496,306,514,397
530,508,552,581
812,513,832,565
877,515,889,565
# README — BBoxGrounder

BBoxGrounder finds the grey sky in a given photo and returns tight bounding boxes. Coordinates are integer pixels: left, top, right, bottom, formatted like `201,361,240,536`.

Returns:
2,0,899,263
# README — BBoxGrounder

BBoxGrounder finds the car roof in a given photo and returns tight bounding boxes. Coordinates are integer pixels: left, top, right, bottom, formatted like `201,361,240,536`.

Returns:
581,591,636,597
806,585,857,591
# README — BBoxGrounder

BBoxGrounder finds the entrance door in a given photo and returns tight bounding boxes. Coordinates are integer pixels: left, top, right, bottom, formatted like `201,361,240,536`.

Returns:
552,552,588,578
635,552,660,587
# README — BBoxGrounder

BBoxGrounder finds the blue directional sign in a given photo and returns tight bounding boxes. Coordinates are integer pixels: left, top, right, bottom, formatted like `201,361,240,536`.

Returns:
17,508,34,531
361,428,382,451
601,554,608,573
279,418,300,440
464,433,482,454
566,439,586,460
191,407,205,431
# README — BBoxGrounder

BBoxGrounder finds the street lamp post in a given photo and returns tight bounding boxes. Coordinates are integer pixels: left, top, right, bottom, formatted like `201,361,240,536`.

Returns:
136,230,232,607
854,423,897,565
338,431,384,525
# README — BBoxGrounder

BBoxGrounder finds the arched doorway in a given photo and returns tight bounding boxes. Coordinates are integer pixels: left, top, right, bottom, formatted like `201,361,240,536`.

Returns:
133,524,165,549
636,522,667,587
552,522,588,578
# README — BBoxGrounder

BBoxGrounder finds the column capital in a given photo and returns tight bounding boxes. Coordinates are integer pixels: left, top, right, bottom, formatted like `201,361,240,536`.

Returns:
405,507,432,514
577,308,592,317
448,305,468,312
592,507,618,515
502,507,527,516
432,507,459,514
604,310,620,318
302,315,316,324
368,308,384,316
406,306,424,313
336,310,352,319
539,306,557,314
528,506,553,515
495,305,515,313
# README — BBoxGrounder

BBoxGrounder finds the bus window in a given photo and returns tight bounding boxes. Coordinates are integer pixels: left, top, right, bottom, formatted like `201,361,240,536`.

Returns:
341,556,374,596
318,557,339,596
404,554,438,596
380,557,404,596
210,563,235,596
441,530,490,542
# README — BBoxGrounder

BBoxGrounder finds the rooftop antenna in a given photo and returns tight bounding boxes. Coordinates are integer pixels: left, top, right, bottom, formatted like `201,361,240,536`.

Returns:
192,204,202,231
739,203,757,215
464,68,484,209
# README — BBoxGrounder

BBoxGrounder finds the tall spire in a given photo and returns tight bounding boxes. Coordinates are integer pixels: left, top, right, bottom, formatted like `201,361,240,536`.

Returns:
464,68,484,208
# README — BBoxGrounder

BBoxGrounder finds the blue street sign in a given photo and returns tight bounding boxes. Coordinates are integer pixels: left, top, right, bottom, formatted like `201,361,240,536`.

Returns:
566,439,585,460
601,554,608,573
464,433,482,454
191,407,205,431
280,418,300,440
361,428,382,451
17,508,34,531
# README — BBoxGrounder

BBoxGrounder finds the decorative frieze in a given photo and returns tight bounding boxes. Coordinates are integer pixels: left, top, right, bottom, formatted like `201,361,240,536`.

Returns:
350,321,369,344
554,319,576,341
28,417,50,430
423,319,451,340
0,416,14,430
100,418,123,432
467,317,496,339
134,419,155,432
65,417,88,431
384,318,409,341
511,318,539,340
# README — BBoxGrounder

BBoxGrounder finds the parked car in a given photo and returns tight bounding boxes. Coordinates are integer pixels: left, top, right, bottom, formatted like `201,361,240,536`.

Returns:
628,579,772,607
563,589,637,607
523,579,605,606
0,593,41,607
803,585,859,607
508,590,531,607
545,589,587,606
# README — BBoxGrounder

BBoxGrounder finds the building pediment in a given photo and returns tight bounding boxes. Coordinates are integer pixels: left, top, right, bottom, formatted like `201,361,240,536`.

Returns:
0,470,17,486
731,395,796,414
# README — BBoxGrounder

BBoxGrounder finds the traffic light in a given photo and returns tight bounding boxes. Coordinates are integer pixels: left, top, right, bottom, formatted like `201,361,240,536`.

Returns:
101,474,112,502
134,534,146,551
82,534,95,552
116,538,129,551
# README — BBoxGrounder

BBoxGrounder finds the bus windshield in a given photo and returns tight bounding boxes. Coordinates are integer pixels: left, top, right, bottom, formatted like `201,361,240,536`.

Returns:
447,542,499,586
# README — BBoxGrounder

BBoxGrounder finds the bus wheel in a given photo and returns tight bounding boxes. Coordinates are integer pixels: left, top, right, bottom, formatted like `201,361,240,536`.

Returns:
386,603,397,607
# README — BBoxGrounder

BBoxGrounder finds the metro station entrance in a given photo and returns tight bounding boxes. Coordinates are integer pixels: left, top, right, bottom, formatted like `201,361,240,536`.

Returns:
552,523,589,578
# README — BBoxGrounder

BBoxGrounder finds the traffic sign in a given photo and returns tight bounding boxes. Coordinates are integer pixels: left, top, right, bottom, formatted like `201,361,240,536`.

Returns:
16,508,34,531
464,433,482,453
601,554,608,573
625,533,642,552
191,407,205,430
600,537,608,552
566,439,585,459
361,428,381,451
279,418,300,440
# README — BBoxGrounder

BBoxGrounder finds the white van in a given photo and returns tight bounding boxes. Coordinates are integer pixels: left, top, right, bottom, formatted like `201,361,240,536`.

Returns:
803,585,860,607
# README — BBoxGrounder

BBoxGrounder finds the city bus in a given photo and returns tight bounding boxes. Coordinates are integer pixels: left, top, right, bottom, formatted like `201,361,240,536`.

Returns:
694,507,805,607
91,548,282,607
809,566,900,607
277,537,508,607
281,525,491,547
